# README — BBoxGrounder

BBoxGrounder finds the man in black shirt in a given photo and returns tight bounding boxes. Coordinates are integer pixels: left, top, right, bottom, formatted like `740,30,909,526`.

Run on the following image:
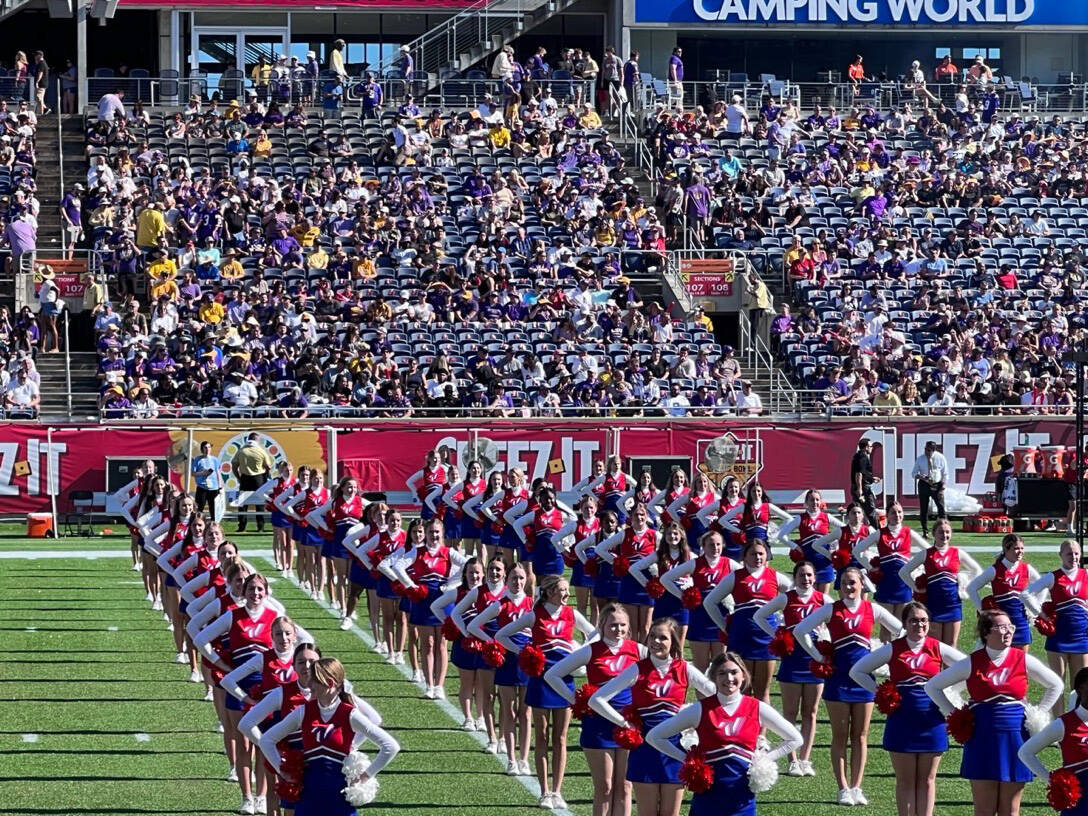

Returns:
33,51,49,115
850,438,880,527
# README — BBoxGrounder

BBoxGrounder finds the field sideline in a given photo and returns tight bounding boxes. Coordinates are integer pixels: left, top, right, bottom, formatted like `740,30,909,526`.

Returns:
0,525,1074,816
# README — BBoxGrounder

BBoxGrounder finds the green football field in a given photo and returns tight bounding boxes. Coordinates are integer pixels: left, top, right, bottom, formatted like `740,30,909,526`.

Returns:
0,525,1073,816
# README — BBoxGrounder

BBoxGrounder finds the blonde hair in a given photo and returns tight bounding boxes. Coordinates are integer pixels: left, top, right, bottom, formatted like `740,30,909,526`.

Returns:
311,657,352,704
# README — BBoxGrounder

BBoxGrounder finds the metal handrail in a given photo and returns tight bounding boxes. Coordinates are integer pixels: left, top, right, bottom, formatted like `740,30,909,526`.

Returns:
738,307,799,415
63,311,72,418
56,77,65,251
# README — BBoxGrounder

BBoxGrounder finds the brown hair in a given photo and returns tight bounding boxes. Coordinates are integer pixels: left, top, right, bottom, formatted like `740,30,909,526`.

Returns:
707,651,751,692
648,617,683,658
977,608,1011,639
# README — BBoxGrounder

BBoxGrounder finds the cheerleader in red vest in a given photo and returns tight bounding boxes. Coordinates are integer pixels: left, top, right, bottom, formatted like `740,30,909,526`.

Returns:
258,657,400,816
646,652,802,816
443,459,488,558
283,471,329,604
245,460,297,578
114,458,157,574
495,574,595,809
598,503,660,639
926,608,1062,816
432,557,488,732
632,471,660,523
566,494,601,623
577,508,624,617
967,533,1042,650
668,470,718,554
374,518,426,681
274,466,311,590
481,467,528,568
808,503,872,593
512,486,579,581
338,502,386,644
849,602,966,816
631,521,695,652
464,471,506,562
572,458,606,505
546,603,646,816
392,517,468,700
754,559,831,778
899,519,982,647
852,499,928,637
1019,666,1088,816
147,492,194,651
348,506,408,663
307,477,367,630
590,617,716,816
135,474,178,612
647,468,689,529
793,566,903,806
1028,538,1088,715
776,489,843,592
660,530,741,672
405,450,450,522
695,475,744,562
469,562,533,776
704,538,792,705
718,482,791,552
157,510,207,682
588,455,637,526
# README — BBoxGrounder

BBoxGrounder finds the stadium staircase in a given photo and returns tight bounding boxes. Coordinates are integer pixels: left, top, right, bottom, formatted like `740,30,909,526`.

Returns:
37,350,98,420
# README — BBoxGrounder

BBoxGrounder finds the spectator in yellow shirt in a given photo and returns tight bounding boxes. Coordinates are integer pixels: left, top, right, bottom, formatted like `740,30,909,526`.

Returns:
219,248,244,283
693,305,714,332
147,249,178,283
488,122,511,150
578,103,602,129
352,255,377,280
135,201,167,250
253,130,273,158
291,218,320,248
150,274,179,302
198,293,225,324
308,246,329,271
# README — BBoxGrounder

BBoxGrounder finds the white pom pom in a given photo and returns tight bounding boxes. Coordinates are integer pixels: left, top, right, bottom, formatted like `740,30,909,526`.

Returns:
648,563,660,578
747,752,779,794
946,682,966,710
680,728,699,750
342,777,379,806
342,750,372,782
1024,703,1051,735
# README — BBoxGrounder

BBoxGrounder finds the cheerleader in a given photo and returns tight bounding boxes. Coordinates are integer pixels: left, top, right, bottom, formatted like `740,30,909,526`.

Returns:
590,618,716,816
405,450,449,521
512,486,578,580
495,574,595,809
339,502,386,643
432,558,488,732
307,477,366,629
258,657,400,816
1028,538,1088,712
156,509,206,682
443,459,487,557
899,519,982,646
598,503,659,639
242,461,296,577
1019,667,1088,815
578,510,624,613
481,467,528,567
153,497,196,664
704,538,791,704
631,522,694,651
695,476,743,561
452,557,507,751
849,602,965,816
632,471,660,524
114,458,158,573
853,500,927,635
568,495,602,622
660,530,740,672
572,458,607,504
469,562,534,776
807,503,870,592
776,489,842,592
466,471,506,562
350,506,408,663
925,609,1062,816
392,517,468,700
718,482,792,550
135,474,177,610
645,652,802,816
283,471,328,603
754,560,830,777
275,466,311,591
646,468,689,529
967,533,1042,651
545,603,646,816
668,471,717,554
589,455,637,526
793,566,904,805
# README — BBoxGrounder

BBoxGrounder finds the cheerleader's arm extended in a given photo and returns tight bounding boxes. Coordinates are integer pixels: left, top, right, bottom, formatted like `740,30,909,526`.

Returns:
660,561,696,599
1022,564,1044,616
220,654,264,705
258,707,305,774
192,611,232,671
512,512,534,544
775,516,801,551
899,550,926,594
429,587,460,625
155,541,184,580
753,594,787,637
304,500,333,534
462,492,485,522
791,604,833,662
478,492,503,522
574,534,596,564
758,701,804,761
236,476,277,509
666,493,690,523
702,573,737,633
450,587,480,636
852,528,879,563
594,531,625,564
346,709,401,781
1018,718,1066,782
646,702,701,763
344,532,378,569
872,603,905,639
848,642,892,694
467,602,501,642
689,663,716,697
645,489,667,518
629,553,657,587
503,499,529,527
810,531,838,560
589,665,640,727
495,611,535,653
966,565,997,611
1026,571,1055,606
240,689,281,746
1025,653,1065,712
573,610,598,643
544,644,592,705
179,571,210,605
924,657,971,716
442,481,465,511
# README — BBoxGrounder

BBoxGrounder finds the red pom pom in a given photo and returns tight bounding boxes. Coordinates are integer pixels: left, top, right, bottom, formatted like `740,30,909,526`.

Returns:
621,705,643,731
831,548,851,570
563,549,579,568
613,556,631,578
1043,601,1057,619
572,684,599,720
391,581,407,596
875,680,902,715
519,644,547,677
809,659,834,679
275,778,303,801
482,641,507,668
816,640,834,659
769,626,796,658
789,548,805,563
408,584,429,602
868,568,883,584
441,618,462,642
584,557,598,578
718,628,730,645
646,577,666,600
681,587,703,610
462,636,484,653
1048,767,1083,812
946,706,975,744
1036,615,1057,636
679,752,715,793
279,747,305,782
982,596,998,611
614,725,644,749
870,556,881,569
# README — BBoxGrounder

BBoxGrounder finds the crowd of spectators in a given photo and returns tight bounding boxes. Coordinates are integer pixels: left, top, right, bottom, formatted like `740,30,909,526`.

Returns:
77,53,772,420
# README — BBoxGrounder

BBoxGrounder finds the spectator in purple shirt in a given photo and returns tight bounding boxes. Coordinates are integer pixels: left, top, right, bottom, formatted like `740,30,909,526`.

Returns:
683,173,712,244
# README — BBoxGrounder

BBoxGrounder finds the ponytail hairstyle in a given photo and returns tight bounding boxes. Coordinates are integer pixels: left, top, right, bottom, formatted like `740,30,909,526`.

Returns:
311,657,353,705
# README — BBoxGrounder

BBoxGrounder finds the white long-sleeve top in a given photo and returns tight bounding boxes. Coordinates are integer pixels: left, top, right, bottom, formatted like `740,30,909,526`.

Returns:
342,523,378,567
590,656,716,727
258,700,399,777
852,524,928,564
192,598,292,669
629,547,690,587
848,637,966,694
776,512,845,551
717,500,791,535
511,507,577,545
596,525,653,564
1018,705,1088,782
241,683,384,747
965,558,1043,616
274,485,305,519
390,545,467,591
792,598,903,662
1027,565,1088,603
924,645,1063,716
659,556,742,599
646,691,803,763
304,499,336,534
752,588,833,637
451,582,506,635
575,529,622,564
221,647,296,703
898,545,983,595
406,467,447,514
467,590,528,642
155,538,190,582
494,602,595,654
544,639,649,705
702,566,792,632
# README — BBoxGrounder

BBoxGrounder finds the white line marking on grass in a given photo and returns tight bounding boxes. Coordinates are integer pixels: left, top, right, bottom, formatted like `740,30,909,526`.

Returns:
134,733,151,743
24,627,37,632
0,549,276,559
259,558,570,816
107,626,119,632
21,734,38,743
118,580,144,585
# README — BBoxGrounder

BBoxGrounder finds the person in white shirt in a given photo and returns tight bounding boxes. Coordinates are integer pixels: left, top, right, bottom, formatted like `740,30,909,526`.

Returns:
925,384,953,415
662,382,690,417
911,440,948,538
222,372,258,407
4,369,39,414
736,381,763,415
724,95,749,135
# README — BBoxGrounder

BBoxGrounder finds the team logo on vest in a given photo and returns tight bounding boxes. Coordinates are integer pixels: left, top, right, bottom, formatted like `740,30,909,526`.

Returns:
243,621,266,638
603,655,629,674
748,576,766,593
718,716,746,737
903,653,928,671
986,668,1011,687
311,722,336,742
545,620,566,637
843,614,862,631
648,678,675,698
273,666,294,683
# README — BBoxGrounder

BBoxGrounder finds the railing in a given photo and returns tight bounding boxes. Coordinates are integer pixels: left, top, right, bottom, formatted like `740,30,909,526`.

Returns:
63,311,72,418
738,308,799,415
